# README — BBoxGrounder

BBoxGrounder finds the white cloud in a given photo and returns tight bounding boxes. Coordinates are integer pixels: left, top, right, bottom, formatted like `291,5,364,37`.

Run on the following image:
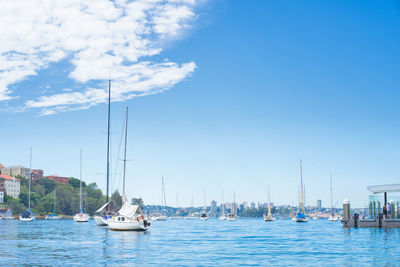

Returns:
0,0,198,114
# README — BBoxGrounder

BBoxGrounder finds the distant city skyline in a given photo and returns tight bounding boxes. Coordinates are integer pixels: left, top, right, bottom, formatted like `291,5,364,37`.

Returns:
2,1,400,208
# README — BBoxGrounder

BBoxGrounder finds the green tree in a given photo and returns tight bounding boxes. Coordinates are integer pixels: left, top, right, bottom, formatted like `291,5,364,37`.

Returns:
69,177,86,189
131,198,144,209
39,178,55,194
33,184,46,197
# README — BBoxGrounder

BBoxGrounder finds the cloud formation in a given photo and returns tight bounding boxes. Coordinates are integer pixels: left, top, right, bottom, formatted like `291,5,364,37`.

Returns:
0,0,197,114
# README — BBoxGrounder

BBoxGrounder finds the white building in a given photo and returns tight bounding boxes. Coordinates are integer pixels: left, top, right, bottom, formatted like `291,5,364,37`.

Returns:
0,175,21,199
0,192,3,203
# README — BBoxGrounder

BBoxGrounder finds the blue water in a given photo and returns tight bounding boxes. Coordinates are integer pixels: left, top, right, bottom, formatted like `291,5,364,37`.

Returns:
1,218,400,266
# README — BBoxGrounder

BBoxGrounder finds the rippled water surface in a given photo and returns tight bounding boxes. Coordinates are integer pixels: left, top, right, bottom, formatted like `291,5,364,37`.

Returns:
1,218,400,265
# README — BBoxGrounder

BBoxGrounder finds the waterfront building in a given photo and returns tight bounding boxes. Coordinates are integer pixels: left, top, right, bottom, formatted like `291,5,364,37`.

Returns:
0,175,21,199
46,175,69,184
0,175,4,192
0,165,30,179
251,202,256,209
0,176,4,202
31,169,44,184
317,199,322,211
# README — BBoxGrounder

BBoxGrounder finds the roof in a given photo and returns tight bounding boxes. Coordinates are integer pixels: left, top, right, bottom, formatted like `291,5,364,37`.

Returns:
7,165,27,169
0,175,20,181
0,164,4,169
367,184,400,194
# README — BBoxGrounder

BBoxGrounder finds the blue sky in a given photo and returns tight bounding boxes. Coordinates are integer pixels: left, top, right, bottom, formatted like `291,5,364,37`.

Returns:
1,0,400,208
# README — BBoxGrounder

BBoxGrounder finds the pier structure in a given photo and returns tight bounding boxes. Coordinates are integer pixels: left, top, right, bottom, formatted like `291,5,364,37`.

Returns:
342,184,400,228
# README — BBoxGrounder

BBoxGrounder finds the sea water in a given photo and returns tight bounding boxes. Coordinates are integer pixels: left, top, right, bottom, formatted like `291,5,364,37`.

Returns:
1,218,400,265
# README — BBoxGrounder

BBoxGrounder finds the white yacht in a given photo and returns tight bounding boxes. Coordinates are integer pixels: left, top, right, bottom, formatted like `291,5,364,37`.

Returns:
74,150,89,223
328,175,338,222
19,148,35,222
107,107,151,231
227,191,238,221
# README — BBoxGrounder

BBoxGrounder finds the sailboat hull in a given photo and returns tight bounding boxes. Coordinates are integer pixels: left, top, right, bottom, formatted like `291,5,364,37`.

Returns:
219,216,226,221
19,216,35,222
74,214,89,222
263,215,275,221
108,220,149,231
94,216,108,226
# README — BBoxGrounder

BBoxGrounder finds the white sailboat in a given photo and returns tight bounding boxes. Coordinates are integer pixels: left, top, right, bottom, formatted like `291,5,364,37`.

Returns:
184,195,197,219
227,191,238,221
219,191,226,221
328,175,338,221
45,190,61,219
200,190,208,220
151,176,168,221
19,147,35,222
263,185,275,221
95,79,117,226
74,150,89,222
107,107,151,231
294,160,309,222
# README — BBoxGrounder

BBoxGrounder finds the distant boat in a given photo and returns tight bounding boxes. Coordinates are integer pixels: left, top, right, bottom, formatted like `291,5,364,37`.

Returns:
74,150,89,222
151,213,168,221
200,190,208,220
328,175,338,221
107,107,151,231
226,191,238,221
152,176,168,221
264,185,275,222
294,160,309,222
20,148,35,222
219,191,226,221
45,190,61,220
94,79,117,226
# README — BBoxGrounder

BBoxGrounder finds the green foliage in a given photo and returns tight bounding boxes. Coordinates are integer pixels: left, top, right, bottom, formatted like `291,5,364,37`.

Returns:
131,197,144,209
69,177,86,189
39,178,55,194
5,176,121,216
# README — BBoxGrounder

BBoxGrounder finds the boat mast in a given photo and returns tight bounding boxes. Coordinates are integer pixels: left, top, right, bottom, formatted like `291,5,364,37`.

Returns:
80,149,82,212
122,106,128,198
268,185,271,216
233,190,236,216
28,147,32,210
222,190,224,215
300,160,303,213
162,176,166,208
330,174,333,214
106,79,111,203
54,190,56,214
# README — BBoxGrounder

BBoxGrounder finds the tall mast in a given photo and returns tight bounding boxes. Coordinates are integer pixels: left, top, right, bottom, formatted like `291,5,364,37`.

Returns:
300,160,303,212
54,190,56,214
330,174,333,213
222,190,224,214
268,185,271,215
233,190,236,216
162,176,166,208
28,147,32,210
161,177,164,207
122,106,128,197
106,79,111,203
79,149,82,212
